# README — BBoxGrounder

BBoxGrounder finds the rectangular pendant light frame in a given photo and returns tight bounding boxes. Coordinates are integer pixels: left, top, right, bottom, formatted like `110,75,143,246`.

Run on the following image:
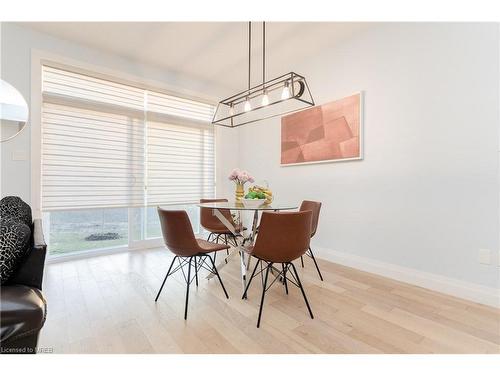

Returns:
212,72,314,128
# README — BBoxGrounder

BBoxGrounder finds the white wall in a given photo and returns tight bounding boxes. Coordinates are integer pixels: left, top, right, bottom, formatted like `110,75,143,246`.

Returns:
0,22,230,204
215,126,240,197
237,23,500,291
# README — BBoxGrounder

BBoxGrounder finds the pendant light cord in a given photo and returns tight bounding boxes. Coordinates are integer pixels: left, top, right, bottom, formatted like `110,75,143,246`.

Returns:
247,21,266,91
262,21,266,85
248,21,251,92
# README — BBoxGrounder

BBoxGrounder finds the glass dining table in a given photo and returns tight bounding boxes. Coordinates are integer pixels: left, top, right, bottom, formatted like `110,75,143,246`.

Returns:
197,201,298,291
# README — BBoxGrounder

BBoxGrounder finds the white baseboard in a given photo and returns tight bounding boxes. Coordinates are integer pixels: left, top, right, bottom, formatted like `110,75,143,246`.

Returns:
313,247,500,308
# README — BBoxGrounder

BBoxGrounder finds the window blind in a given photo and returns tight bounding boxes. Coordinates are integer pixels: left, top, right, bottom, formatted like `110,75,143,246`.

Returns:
42,65,145,112
41,65,215,211
147,91,214,122
147,120,215,206
41,102,145,210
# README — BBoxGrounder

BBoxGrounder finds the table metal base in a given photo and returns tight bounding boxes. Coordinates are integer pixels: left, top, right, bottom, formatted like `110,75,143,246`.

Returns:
204,209,259,291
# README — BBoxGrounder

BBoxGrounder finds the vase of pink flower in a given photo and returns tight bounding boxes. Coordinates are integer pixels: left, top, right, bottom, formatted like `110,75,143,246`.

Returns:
228,168,255,201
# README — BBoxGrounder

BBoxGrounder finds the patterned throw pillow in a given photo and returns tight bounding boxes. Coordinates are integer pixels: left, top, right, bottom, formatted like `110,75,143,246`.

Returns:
0,196,32,227
0,218,31,284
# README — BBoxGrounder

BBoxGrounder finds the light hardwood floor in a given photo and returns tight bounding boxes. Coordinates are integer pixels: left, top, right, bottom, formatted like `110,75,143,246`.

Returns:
38,247,500,354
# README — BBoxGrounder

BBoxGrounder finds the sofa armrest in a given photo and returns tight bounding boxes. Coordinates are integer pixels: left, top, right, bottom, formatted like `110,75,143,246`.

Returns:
32,219,47,252
8,219,47,290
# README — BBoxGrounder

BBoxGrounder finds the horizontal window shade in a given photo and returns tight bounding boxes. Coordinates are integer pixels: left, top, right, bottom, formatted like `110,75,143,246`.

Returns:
147,91,214,122
42,65,215,120
41,65,216,211
147,120,215,206
42,103,145,210
43,66,145,111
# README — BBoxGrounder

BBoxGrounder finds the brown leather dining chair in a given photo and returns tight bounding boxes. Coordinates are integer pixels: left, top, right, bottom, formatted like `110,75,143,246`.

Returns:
242,211,314,328
299,200,324,281
200,198,241,247
155,208,229,320
200,198,242,263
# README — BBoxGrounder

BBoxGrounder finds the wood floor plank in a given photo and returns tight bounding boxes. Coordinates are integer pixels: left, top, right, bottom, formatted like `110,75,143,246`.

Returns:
361,305,500,354
293,319,383,354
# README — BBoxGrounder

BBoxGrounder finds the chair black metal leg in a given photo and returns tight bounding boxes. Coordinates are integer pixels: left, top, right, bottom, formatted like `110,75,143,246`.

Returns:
206,254,229,299
300,255,304,268
230,234,238,247
212,251,217,268
207,232,213,242
242,259,261,299
194,256,199,287
257,263,272,328
184,257,193,320
289,262,314,319
308,247,324,281
282,263,288,295
155,256,177,302
224,234,230,257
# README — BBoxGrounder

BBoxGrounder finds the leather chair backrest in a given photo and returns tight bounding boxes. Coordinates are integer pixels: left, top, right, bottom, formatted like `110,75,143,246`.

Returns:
299,200,322,237
251,211,312,263
200,198,233,231
157,208,199,256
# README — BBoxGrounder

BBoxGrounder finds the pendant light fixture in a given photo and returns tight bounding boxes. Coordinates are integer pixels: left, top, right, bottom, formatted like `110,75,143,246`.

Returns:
212,22,314,128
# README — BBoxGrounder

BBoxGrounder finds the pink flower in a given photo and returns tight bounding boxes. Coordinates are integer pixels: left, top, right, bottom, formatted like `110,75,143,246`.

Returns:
228,168,254,185
228,168,240,181
238,171,248,182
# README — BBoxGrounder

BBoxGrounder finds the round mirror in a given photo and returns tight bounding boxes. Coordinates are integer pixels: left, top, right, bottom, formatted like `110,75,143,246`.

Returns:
0,79,29,142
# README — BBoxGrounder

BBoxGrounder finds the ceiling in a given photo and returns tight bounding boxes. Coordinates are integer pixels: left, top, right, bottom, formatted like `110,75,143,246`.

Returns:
18,22,372,94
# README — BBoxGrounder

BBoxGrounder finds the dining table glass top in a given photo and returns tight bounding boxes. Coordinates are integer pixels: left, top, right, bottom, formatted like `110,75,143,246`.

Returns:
197,201,298,211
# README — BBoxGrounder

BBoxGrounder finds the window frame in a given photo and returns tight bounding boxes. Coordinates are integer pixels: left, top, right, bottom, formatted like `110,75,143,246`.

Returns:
31,50,219,262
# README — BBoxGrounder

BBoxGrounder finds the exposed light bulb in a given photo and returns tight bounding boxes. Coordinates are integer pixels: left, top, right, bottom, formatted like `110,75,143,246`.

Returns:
261,90,269,106
244,97,251,112
281,81,290,100
229,103,235,116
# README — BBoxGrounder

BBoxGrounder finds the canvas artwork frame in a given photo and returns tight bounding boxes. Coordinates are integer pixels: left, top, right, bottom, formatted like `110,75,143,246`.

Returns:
280,91,364,166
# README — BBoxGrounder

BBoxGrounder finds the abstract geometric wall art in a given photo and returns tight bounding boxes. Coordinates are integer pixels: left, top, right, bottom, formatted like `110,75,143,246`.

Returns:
281,92,363,165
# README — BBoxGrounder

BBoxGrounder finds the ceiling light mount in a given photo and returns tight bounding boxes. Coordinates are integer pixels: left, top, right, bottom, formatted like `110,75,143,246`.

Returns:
212,22,314,128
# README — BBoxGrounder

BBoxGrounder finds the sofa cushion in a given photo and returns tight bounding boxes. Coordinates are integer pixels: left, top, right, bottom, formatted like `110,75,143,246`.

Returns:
0,196,32,227
0,285,47,345
0,218,31,284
